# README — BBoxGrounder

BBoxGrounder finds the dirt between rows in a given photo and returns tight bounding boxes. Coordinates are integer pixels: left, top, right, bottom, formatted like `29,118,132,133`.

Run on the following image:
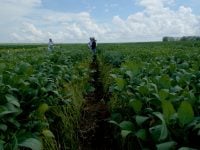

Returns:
78,55,119,150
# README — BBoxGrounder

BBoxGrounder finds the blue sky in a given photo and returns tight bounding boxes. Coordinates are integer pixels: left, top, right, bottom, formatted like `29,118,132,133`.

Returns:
0,0,200,43
41,0,142,21
41,0,200,17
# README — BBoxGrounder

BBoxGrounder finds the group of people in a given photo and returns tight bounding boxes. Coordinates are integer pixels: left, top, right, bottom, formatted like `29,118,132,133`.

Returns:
48,37,97,54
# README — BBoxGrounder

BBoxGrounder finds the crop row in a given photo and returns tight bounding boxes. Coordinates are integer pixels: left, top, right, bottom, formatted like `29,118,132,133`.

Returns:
99,41,200,150
0,45,91,150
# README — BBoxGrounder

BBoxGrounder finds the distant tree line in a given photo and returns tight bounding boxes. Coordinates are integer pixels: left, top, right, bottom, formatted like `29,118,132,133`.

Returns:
163,36,200,42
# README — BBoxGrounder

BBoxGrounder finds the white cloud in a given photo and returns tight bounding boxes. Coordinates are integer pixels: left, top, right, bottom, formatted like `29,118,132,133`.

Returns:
0,0,200,43
10,11,109,43
111,0,200,42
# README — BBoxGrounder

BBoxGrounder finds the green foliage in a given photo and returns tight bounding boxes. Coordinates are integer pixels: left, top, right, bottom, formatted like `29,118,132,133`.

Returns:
18,138,42,150
162,100,176,124
178,101,194,126
0,44,91,150
102,41,200,149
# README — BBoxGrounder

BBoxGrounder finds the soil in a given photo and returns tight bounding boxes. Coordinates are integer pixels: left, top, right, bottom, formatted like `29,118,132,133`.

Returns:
78,55,119,150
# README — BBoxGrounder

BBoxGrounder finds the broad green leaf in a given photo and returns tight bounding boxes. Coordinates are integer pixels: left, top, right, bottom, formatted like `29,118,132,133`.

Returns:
9,136,18,150
135,129,147,141
152,112,168,141
5,94,20,107
170,63,176,72
119,121,134,131
111,113,122,123
138,85,149,95
42,130,55,138
38,103,49,115
0,139,5,150
115,77,125,90
121,130,132,139
149,125,163,142
136,116,149,126
178,147,197,150
162,100,176,124
109,120,119,126
159,89,169,100
171,85,183,93
0,106,16,117
18,138,42,150
0,124,7,131
125,70,133,80
123,62,141,75
159,75,171,89
156,141,177,150
178,101,194,126
15,62,33,75
129,99,142,114
178,147,196,150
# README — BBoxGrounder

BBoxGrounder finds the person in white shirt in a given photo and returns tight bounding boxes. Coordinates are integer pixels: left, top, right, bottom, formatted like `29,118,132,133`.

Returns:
48,38,54,51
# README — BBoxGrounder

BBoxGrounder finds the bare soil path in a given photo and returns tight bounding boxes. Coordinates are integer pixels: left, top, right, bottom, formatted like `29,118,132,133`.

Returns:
78,55,119,150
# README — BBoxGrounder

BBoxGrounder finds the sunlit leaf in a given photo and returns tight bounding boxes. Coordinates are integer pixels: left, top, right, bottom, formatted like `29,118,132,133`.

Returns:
136,115,149,126
135,129,147,141
156,141,177,150
159,89,169,100
152,112,168,141
121,130,132,139
159,75,171,89
42,130,55,138
18,138,42,150
129,99,142,114
5,94,20,107
38,103,49,115
178,101,194,126
115,77,125,91
119,121,134,131
138,85,149,95
162,100,176,124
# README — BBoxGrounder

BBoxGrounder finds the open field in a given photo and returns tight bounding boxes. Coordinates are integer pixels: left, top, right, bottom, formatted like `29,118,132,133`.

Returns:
0,41,200,150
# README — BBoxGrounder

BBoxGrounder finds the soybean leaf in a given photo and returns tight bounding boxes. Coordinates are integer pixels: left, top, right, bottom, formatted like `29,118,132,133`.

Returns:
129,99,142,114
162,100,176,124
138,85,149,96
159,75,171,89
18,138,42,150
156,141,177,150
178,101,194,126
42,130,55,138
38,103,49,115
135,129,147,141
159,89,169,100
0,106,16,117
5,94,20,107
178,147,197,150
119,121,134,131
0,139,5,150
111,113,122,123
121,130,132,139
152,112,168,141
0,124,7,132
125,70,133,81
136,115,149,126
115,77,125,91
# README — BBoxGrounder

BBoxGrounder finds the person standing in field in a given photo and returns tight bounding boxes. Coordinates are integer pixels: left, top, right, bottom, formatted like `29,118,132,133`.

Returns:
48,38,54,51
88,37,97,54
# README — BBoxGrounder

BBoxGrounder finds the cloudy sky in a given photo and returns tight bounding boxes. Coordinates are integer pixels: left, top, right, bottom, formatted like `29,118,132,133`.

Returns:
0,0,200,43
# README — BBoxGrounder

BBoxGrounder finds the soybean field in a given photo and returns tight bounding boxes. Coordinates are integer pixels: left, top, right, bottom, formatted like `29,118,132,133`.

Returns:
0,41,200,150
